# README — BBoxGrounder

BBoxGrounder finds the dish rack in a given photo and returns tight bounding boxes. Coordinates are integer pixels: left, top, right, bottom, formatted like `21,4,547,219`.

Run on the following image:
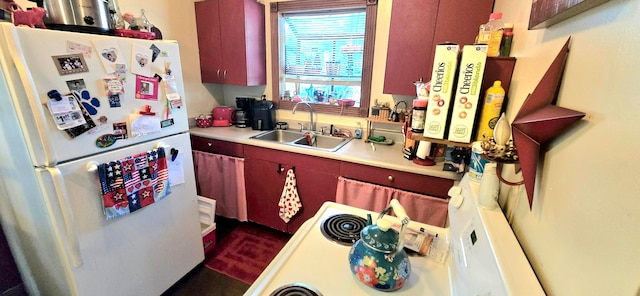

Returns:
198,196,216,254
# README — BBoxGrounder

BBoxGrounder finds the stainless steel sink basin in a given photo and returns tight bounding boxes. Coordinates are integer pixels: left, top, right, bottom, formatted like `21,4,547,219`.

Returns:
250,130,352,152
251,130,305,143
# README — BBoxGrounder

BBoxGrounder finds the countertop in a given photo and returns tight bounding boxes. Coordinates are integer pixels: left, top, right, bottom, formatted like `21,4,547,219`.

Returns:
189,126,463,181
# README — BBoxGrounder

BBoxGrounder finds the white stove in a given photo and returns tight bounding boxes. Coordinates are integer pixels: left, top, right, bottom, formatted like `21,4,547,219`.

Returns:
245,175,545,295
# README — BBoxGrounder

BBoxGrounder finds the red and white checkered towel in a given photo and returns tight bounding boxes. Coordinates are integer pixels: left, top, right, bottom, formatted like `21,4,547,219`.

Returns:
278,168,302,223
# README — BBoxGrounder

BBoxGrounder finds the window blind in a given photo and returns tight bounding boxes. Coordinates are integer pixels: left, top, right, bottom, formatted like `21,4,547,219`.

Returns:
283,9,365,78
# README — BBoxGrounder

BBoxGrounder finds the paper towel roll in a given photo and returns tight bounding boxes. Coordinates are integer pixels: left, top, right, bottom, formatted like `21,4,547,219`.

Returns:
416,141,431,159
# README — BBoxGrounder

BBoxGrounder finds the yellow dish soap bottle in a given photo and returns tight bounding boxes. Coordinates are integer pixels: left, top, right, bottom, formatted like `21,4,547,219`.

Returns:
476,80,505,141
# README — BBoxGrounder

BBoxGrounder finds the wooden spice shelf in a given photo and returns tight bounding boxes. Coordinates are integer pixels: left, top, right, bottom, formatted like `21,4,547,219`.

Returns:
366,117,405,125
410,134,473,148
365,117,405,143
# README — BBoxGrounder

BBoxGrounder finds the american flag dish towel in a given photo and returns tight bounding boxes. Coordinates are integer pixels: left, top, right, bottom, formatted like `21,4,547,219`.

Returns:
97,147,171,220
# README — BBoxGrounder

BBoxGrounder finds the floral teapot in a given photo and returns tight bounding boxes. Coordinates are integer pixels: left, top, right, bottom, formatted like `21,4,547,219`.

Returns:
348,199,411,292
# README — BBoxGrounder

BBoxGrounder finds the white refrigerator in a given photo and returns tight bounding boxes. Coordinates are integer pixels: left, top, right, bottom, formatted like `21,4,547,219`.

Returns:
0,23,203,295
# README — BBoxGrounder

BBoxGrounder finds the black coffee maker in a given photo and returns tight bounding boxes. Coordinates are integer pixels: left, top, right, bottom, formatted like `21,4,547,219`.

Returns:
233,97,255,128
251,97,276,130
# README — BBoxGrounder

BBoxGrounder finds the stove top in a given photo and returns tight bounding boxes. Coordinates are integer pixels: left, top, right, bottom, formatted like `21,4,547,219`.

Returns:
245,175,544,296
246,203,450,295
269,283,322,296
319,213,367,245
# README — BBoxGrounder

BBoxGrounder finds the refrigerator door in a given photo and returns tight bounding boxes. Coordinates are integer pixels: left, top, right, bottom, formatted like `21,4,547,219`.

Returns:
0,23,189,167
35,132,202,296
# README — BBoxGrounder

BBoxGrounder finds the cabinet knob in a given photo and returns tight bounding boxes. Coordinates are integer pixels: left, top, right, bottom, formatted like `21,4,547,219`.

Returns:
388,175,394,182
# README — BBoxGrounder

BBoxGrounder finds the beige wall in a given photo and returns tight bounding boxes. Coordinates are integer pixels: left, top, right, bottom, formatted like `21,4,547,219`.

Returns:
495,0,640,295
115,0,227,118
14,0,640,294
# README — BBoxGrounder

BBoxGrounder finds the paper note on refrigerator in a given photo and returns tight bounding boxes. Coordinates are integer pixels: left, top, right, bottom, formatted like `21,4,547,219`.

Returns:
92,39,125,73
131,44,153,77
168,152,185,186
47,95,87,130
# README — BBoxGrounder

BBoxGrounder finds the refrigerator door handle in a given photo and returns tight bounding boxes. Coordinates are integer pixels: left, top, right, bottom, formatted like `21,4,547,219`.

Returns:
1,25,56,165
47,167,83,268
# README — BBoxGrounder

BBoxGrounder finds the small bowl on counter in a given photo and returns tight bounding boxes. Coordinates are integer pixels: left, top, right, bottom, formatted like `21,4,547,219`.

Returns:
196,114,213,128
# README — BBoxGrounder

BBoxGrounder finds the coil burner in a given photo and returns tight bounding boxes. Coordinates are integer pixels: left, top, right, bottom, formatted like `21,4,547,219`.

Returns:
269,283,322,296
320,213,367,245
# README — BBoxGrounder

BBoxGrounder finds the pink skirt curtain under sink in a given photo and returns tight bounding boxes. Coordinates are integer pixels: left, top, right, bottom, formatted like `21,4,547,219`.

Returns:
193,151,247,221
335,177,449,227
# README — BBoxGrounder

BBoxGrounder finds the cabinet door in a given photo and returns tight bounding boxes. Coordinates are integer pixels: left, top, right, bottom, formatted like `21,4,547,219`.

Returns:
431,0,494,46
219,0,266,86
285,163,338,234
195,0,266,86
195,0,223,84
244,157,288,232
244,146,340,234
383,0,439,96
383,0,494,96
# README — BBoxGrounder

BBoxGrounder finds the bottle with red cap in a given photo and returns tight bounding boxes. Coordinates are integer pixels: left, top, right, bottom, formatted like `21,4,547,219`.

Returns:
477,12,504,57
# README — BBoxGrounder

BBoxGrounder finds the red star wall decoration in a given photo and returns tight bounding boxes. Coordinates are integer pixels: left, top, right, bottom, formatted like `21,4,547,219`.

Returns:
511,37,586,209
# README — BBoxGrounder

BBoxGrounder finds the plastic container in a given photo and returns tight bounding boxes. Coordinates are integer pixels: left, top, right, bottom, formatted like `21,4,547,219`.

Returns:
476,80,505,141
499,23,513,57
198,196,217,253
355,122,362,139
469,141,490,183
478,162,499,209
410,99,428,133
477,12,504,57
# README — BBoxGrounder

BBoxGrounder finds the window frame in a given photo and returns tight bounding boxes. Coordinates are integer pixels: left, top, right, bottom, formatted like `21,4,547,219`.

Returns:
269,0,378,118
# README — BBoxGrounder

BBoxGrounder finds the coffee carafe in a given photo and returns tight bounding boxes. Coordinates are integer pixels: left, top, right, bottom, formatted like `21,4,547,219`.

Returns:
233,97,255,128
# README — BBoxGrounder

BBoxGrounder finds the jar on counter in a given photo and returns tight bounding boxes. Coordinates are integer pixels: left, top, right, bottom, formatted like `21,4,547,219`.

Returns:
410,99,427,133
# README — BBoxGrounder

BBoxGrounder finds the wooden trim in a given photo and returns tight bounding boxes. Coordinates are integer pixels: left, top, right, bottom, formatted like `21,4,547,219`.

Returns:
270,7,281,108
276,0,366,11
270,0,376,118
279,100,363,117
359,2,376,117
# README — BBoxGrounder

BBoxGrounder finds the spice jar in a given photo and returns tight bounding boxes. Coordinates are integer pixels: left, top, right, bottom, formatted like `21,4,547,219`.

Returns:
410,99,427,133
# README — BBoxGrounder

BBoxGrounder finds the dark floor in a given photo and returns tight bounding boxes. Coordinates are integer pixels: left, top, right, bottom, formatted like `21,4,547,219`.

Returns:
162,216,251,296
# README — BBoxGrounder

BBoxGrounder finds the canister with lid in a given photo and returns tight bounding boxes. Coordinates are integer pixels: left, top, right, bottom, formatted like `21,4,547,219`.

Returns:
410,99,428,133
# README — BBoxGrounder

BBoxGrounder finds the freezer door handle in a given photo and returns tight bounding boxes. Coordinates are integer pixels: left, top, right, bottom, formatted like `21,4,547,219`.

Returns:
86,161,98,172
1,24,57,165
47,167,83,268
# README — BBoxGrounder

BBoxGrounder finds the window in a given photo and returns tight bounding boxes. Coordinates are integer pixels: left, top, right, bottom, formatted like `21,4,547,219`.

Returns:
270,0,378,118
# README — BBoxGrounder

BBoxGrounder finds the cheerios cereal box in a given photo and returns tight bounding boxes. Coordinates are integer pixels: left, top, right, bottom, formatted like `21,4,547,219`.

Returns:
447,45,488,143
423,44,460,139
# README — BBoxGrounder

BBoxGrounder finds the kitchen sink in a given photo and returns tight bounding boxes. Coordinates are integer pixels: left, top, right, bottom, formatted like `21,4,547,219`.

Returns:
251,130,305,143
250,130,352,152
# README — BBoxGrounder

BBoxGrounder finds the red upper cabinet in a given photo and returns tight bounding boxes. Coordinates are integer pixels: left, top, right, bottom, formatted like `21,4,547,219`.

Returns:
383,0,439,96
195,0,266,86
383,0,494,96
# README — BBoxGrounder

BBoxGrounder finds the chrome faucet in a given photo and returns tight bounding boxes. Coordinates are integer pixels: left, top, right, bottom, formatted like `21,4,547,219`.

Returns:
292,102,315,131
